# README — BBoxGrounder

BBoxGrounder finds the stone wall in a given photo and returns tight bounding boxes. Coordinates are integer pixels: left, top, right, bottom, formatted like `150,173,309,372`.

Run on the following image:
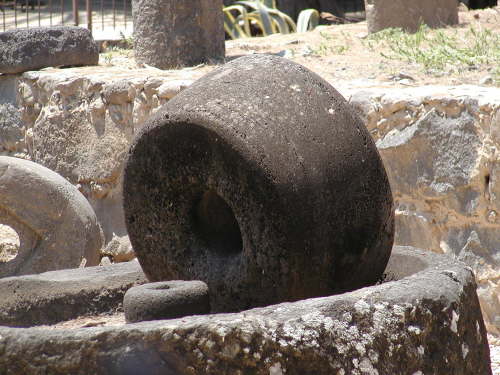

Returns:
348,85,500,335
3,68,499,335
8,68,198,243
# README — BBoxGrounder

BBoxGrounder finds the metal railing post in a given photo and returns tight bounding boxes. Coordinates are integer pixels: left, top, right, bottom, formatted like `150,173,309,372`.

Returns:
73,0,79,25
86,0,91,33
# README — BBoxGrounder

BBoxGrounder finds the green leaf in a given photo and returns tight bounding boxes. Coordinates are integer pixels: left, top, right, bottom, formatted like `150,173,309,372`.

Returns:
297,8,319,33
236,1,275,35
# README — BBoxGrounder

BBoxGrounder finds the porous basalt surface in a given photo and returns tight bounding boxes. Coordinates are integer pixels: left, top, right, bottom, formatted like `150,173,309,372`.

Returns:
0,247,492,374
0,26,99,74
123,54,394,312
132,0,225,69
124,280,210,323
0,260,146,327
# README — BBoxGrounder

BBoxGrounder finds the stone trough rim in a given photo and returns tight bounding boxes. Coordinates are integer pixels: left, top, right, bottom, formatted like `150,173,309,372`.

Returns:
0,246,480,332
0,246,491,374
0,246,479,330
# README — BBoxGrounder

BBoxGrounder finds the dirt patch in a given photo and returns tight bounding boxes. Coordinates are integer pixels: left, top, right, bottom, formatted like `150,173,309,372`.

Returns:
40,313,126,329
100,6,499,88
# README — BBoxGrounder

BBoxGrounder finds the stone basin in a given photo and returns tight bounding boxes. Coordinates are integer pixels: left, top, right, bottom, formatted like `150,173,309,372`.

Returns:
0,246,492,374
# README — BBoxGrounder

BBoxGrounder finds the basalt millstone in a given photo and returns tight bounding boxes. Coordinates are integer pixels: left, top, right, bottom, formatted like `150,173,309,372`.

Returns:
123,54,394,312
0,156,102,278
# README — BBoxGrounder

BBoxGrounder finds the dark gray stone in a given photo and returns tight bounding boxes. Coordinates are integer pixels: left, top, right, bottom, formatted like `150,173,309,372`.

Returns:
0,156,103,278
132,0,225,69
0,74,18,104
123,54,394,312
0,103,23,152
0,247,492,374
124,280,210,323
0,260,146,327
0,26,99,74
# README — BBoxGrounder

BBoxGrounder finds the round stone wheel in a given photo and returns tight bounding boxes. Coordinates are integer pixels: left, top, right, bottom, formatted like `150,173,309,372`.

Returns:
123,54,394,312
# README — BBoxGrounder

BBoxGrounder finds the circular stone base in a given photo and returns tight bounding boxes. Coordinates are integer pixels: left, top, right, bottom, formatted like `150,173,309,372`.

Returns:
0,247,492,374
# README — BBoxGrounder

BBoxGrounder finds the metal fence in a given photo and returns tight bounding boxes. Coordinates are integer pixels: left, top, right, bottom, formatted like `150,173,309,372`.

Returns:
0,0,132,39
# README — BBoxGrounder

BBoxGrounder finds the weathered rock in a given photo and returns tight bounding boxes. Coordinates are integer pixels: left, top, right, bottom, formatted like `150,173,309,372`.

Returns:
364,0,459,33
0,156,103,277
124,54,394,312
0,74,18,104
0,246,492,374
124,280,210,323
0,260,146,327
0,103,23,153
0,26,99,74
102,234,135,262
348,84,500,336
132,0,225,69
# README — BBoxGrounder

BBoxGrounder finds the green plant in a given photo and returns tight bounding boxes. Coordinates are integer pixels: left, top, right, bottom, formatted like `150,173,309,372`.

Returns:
103,52,113,66
119,32,134,49
223,0,319,39
309,30,350,56
365,24,500,77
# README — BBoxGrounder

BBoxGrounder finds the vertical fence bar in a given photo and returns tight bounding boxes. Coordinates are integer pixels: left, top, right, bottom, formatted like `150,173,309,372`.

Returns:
25,0,28,28
60,0,63,24
100,0,102,31
72,0,78,24
86,0,91,33
49,0,52,25
111,0,114,29
14,0,17,28
1,0,5,31
123,0,125,30
38,0,41,26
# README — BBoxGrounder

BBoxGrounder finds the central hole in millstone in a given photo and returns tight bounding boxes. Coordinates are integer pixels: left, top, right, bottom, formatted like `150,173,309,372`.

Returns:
193,190,243,255
0,224,20,263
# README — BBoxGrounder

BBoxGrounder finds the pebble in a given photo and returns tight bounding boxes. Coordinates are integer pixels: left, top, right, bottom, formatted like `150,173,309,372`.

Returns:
480,75,493,85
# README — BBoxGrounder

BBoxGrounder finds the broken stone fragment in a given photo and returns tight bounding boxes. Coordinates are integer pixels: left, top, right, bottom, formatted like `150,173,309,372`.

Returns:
0,103,23,153
102,234,135,262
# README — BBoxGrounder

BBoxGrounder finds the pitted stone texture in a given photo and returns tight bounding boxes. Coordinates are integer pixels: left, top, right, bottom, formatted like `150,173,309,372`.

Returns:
0,260,146,327
348,84,500,336
0,103,23,154
124,55,394,312
124,280,210,323
0,247,492,374
132,0,225,69
0,156,102,277
0,26,99,74
16,69,196,242
364,0,459,33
